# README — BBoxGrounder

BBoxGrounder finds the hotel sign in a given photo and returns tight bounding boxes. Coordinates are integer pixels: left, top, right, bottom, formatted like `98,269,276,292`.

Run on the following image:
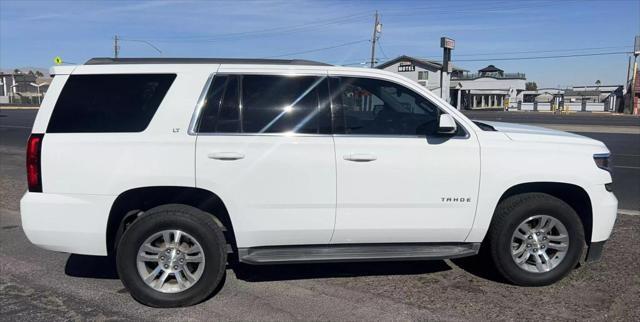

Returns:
398,61,415,72
441,37,455,49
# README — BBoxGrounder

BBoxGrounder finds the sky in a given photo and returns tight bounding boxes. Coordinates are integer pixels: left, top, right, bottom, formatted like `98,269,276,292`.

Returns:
1,0,638,88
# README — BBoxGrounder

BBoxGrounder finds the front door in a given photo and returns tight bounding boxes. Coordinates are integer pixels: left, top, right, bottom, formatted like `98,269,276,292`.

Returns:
329,76,480,244
195,73,336,248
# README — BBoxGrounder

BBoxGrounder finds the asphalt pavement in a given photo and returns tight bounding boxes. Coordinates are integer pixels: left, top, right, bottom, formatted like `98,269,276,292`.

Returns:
1,109,639,320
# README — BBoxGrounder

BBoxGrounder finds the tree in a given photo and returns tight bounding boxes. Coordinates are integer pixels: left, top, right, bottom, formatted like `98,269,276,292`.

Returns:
13,69,21,74
35,71,44,77
525,81,537,91
28,70,35,76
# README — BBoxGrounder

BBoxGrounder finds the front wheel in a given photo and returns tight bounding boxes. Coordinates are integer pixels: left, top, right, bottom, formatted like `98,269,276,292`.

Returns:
487,193,585,286
116,204,227,307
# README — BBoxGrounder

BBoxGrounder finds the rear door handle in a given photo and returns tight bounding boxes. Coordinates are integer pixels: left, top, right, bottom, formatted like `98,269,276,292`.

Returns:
208,152,245,161
343,153,377,162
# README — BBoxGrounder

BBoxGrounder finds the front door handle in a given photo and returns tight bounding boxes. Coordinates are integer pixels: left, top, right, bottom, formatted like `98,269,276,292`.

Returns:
343,153,377,162
208,152,245,161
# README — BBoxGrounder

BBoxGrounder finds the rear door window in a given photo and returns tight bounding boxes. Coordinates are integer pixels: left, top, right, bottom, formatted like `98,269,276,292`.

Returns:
197,75,331,134
47,74,176,133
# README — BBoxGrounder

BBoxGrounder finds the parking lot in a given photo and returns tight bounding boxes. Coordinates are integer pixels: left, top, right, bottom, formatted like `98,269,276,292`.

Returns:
1,109,639,321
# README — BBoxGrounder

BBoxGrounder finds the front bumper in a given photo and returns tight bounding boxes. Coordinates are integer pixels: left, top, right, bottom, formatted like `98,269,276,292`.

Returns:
20,192,115,256
589,184,618,242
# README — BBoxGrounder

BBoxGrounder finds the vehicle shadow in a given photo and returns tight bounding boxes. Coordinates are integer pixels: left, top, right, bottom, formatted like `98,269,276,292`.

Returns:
450,255,508,284
65,254,119,279
64,253,506,285
229,259,452,282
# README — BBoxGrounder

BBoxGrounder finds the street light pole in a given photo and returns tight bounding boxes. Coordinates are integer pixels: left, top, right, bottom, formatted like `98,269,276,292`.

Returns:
30,82,48,106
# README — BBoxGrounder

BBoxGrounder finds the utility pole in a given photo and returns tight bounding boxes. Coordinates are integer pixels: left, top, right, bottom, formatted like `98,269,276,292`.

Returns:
369,11,381,68
114,35,120,59
631,35,639,114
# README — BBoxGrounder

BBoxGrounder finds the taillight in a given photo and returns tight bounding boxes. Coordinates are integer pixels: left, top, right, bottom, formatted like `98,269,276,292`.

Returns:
26,134,44,192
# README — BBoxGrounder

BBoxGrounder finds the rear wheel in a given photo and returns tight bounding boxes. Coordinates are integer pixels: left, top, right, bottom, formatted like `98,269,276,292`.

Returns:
487,193,585,286
116,204,226,307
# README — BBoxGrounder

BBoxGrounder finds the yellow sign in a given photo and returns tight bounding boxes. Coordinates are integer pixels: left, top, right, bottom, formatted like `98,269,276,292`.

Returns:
54,56,63,65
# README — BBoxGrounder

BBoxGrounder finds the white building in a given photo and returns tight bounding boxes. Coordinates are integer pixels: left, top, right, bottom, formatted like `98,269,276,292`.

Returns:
0,72,50,104
451,65,526,110
377,56,527,110
375,55,466,100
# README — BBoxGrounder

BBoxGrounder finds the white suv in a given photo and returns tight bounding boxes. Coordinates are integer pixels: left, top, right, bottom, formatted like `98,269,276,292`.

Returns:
21,58,617,307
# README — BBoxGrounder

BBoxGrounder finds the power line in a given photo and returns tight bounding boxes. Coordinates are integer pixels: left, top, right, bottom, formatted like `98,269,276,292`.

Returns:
119,38,163,54
377,40,389,59
451,46,632,57
452,51,632,62
132,12,371,43
337,50,633,66
263,39,370,59
408,46,632,61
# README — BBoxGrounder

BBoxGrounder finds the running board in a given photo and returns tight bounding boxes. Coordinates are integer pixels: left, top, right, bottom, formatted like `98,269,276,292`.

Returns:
238,243,480,265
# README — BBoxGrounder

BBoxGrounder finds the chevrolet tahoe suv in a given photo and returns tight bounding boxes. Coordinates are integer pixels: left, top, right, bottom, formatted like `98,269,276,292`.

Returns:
21,58,617,307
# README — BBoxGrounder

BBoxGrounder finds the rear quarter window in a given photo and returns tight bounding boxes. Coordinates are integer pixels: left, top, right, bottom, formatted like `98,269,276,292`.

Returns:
47,74,176,133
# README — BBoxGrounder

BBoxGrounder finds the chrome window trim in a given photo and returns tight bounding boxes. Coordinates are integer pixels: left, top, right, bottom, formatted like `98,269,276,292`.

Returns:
188,73,215,135
333,132,470,140
189,71,470,140
195,132,332,137
214,70,328,77
194,132,467,139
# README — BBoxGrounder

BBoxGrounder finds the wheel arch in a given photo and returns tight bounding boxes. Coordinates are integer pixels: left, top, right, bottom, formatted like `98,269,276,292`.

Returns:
106,186,237,256
496,182,593,245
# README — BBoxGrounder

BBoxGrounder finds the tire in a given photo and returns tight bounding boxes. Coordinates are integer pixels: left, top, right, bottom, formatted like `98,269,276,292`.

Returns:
116,204,227,307
486,193,585,286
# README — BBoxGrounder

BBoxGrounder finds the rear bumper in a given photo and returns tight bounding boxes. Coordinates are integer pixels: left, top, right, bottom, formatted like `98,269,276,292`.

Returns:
20,192,115,256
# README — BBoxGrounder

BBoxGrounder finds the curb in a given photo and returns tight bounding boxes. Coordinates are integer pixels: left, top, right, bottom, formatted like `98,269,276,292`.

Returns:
0,106,40,110
618,209,640,216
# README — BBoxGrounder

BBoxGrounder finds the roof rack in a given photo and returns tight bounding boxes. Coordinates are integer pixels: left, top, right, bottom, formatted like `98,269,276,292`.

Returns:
85,57,332,66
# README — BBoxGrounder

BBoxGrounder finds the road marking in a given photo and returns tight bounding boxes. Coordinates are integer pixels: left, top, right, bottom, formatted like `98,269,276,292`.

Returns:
0,125,31,129
525,123,640,135
613,166,640,170
619,209,640,216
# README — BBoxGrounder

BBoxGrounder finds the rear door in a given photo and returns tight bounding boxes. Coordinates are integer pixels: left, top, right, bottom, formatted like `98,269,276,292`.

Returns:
329,75,481,244
194,71,336,248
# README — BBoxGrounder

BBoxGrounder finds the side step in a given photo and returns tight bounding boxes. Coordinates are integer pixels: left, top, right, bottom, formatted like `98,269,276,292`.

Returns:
238,243,480,265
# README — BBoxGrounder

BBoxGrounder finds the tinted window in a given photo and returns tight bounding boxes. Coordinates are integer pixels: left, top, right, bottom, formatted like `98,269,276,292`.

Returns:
198,75,330,134
331,77,440,136
198,76,241,133
241,75,330,134
196,76,228,133
47,74,175,133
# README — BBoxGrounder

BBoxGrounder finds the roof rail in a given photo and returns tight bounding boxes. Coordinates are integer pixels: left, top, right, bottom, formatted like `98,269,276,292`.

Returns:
84,57,332,66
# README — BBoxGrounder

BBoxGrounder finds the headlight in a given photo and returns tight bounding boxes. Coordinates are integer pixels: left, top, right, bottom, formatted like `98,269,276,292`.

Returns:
593,153,611,172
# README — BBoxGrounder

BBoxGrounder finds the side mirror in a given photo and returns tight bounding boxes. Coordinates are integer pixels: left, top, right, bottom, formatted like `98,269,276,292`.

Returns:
437,114,457,135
